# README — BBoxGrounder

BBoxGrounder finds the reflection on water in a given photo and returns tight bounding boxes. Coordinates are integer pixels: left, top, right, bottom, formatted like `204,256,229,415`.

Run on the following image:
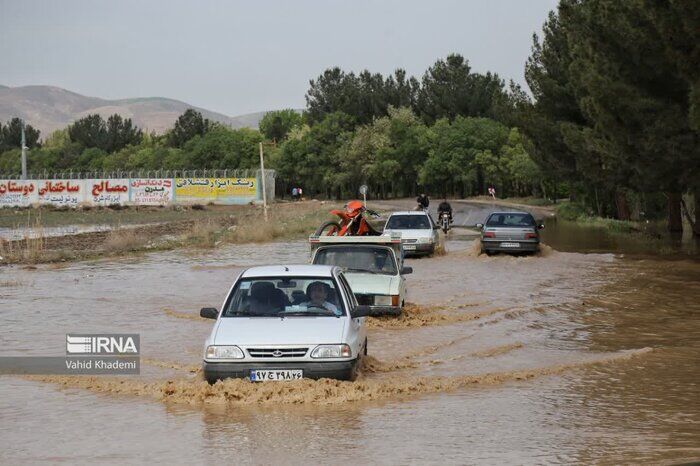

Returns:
542,217,700,256
1,222,699,464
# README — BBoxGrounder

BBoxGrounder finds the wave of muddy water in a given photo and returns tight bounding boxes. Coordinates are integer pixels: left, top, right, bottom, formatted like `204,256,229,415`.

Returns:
1,237,699,464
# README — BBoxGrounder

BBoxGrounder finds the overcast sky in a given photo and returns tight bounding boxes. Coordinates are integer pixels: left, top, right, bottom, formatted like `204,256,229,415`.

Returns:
1,0,557,116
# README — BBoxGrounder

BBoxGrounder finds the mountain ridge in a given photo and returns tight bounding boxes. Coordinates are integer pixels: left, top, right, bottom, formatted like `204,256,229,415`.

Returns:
0,85,289,137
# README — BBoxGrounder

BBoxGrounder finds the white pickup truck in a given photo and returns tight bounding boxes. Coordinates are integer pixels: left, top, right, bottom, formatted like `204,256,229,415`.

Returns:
309,234,411,315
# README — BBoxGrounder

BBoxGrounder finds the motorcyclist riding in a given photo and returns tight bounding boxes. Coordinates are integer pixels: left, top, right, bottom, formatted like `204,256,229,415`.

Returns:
438,199,453,223
417,193,429,210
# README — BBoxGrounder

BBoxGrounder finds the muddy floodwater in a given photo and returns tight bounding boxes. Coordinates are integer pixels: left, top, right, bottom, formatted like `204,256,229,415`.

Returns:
1,203,699,464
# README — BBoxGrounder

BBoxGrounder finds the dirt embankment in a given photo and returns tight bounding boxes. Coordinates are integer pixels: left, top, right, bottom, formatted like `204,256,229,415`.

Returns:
0,200,333,265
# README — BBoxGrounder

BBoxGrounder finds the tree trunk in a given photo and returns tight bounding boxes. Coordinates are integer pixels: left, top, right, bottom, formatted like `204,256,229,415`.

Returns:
667,192,683,232
614,189,631,221
695,188,700,236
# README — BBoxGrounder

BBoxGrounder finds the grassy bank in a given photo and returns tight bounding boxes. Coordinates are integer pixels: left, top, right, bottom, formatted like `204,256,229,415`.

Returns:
555,200,667,238
0,201,341,265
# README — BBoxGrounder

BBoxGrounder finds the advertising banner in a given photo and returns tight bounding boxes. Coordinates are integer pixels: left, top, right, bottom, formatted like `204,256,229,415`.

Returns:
87,179,129,206
37,180,85,207
174,177,257,204
0,180,39,207
129,179,173,205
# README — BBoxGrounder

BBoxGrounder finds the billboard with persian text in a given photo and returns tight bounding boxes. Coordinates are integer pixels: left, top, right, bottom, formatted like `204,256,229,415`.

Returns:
0,176,263,208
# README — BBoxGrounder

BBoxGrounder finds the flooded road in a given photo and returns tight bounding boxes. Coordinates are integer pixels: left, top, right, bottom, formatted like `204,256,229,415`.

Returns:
1,202,699,464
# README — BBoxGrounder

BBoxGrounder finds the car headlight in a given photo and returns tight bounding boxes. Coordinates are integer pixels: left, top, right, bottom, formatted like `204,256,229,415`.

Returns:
374,295,392,306
311,344,351,359
418,237,432,243
205,345,244,359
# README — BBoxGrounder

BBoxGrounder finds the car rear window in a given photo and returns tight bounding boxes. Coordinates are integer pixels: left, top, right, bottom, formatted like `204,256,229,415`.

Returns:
314,246,397,275
486,213,536,227
386,215,431,229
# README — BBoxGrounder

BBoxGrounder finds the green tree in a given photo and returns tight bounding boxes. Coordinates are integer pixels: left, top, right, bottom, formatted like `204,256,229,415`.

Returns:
166,109,212,148
416,54,506,124
0,118,41,151
259,109,302,141
68,114,108,150
563,0,699,230
183,126,264,170
105,114,143,152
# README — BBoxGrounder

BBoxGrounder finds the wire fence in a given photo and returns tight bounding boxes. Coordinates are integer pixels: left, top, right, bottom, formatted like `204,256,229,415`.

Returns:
0,168,275,180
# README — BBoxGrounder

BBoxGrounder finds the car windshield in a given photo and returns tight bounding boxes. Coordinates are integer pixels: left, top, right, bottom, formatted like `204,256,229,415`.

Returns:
223,276,344,317
386,215,431,229
486,213,535,227
314,246,397,275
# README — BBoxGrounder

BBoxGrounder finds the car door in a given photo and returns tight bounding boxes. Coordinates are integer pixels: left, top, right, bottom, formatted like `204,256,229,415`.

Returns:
337,272,366,356
393,249,406,306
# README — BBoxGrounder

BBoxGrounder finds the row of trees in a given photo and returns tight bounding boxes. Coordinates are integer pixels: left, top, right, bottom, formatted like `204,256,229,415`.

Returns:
0,109,264,174
304,55,508,127
271,107,543,200
515,0,699,233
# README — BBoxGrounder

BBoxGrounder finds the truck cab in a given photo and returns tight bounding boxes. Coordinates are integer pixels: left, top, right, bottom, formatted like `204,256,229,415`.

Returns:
309,234,411,314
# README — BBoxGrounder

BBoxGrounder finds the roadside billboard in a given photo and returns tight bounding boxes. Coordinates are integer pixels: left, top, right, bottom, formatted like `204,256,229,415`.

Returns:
174,177,257,204
0,180,38,207
0,174,268,208
129,179,173,205
87,179,129,206
36,180,84,207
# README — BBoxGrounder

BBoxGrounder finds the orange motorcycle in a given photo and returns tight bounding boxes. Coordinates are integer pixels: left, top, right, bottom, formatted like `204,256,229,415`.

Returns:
315,200,382,236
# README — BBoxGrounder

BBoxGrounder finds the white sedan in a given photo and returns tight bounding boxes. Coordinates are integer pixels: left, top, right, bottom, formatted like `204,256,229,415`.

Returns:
199,264,395,383
383,211,439,256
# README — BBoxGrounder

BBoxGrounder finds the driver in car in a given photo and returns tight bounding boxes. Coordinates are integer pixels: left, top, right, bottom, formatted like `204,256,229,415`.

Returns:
302,281,338,314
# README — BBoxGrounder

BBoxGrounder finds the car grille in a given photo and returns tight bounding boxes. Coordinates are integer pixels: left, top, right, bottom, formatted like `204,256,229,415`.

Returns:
246,348,308,358
402,239,418,243
356,294,375,305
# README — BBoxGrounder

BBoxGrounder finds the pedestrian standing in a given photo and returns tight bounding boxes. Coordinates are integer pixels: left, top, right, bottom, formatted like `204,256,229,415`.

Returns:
292,187,298,201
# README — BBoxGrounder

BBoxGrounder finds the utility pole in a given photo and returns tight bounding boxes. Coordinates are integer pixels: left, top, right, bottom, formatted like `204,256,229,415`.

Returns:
258,142,269,222
20,120,27,180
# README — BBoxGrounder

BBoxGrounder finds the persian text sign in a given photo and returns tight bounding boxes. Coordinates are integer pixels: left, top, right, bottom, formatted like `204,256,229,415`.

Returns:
174,177,257,204
0,180,38,207
130,179,173,205
88,179,129,206
37,180,84,207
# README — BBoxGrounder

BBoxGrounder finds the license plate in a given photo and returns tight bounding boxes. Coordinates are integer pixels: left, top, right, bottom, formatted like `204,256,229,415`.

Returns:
501,242,520,248
250,369,303,382
403,245,416,250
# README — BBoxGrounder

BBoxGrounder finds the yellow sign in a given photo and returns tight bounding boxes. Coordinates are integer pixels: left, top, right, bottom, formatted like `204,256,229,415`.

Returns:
174,177,257,204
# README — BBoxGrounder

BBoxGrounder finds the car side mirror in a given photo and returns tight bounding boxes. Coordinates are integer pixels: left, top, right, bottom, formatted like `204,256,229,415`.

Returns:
538,224,545,230
476,223,484,229
200,307,219,319
433,225,440,230
401,266,413,275
351,305,401,318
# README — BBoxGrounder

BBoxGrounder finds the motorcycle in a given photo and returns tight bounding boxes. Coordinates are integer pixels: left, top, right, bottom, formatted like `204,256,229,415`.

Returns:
315,200,381,236
439,211,451,234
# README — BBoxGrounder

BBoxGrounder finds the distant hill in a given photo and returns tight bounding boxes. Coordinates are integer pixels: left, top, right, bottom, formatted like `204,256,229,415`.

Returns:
0,85,298,137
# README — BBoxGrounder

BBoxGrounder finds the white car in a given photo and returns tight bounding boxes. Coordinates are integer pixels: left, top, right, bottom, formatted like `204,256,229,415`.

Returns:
383,211,439,256
309,234,411,314
199,264,395,383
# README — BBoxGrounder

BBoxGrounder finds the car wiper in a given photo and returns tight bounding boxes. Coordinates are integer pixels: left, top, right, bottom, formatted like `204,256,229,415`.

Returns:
277,311,337,317
345,268,379,274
